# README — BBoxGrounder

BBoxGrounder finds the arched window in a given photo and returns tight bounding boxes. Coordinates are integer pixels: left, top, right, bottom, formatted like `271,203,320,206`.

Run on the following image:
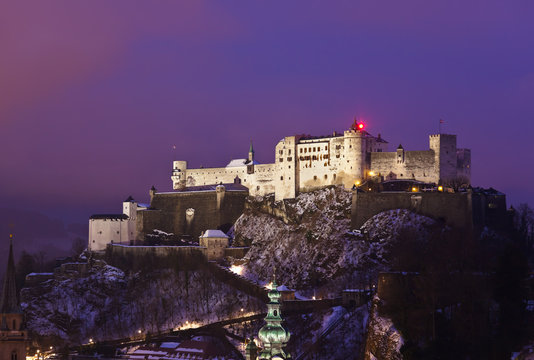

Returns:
11,351,18,360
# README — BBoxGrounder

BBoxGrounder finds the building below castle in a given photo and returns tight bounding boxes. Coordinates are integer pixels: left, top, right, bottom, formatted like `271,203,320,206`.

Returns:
172,121,471,200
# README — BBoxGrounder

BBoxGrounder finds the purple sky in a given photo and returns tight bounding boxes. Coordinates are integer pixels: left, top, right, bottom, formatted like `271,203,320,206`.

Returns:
1,1,534,225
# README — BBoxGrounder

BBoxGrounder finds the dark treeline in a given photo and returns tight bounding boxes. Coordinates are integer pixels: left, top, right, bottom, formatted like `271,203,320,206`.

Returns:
380,203,533,359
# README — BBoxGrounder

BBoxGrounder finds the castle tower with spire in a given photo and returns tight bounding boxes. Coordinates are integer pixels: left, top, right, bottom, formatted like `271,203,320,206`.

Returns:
256,277,291,359
0,235,28,360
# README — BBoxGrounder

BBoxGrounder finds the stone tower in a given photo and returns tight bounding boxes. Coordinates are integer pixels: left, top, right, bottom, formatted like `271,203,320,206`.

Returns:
172,160,188,190
343,122,366,188
258,278,291,359
429,134,457,184
0,235,28,360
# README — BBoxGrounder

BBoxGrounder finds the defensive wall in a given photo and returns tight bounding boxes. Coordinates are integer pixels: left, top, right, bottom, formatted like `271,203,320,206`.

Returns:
351,191,473,230
351,188,508,231
137,184,248,240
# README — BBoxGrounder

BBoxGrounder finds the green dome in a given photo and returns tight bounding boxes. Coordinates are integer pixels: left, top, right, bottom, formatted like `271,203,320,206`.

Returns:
258,323,290,345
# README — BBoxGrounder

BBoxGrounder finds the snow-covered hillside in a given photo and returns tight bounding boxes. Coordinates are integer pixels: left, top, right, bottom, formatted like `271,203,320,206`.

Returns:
21,259,263,345
235,187,437,296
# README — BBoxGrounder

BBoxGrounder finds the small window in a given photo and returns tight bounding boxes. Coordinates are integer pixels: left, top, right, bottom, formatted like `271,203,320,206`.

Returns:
288,149,291,155
274,310,278,317
12,319,16,330
324,174,328,179
280,176,284,180
314,175,317,180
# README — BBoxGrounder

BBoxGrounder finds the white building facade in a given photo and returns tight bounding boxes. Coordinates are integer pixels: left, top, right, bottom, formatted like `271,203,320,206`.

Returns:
172,122,471,201
88,197,146,251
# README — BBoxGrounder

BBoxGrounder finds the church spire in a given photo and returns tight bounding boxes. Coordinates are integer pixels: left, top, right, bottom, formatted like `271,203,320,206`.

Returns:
258,275,291,359
248,140,255,162
0,235,21,314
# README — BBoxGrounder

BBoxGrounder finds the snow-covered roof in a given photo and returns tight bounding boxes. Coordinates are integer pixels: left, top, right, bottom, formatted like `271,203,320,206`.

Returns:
277,284,294,292
201,229,229,238
226,158,260,167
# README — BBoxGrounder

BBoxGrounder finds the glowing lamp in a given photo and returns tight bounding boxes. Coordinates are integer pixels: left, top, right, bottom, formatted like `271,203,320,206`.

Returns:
412,187,418,192
369,171,375,177
438,186,443,192
358,123,364,130
355,180,361,186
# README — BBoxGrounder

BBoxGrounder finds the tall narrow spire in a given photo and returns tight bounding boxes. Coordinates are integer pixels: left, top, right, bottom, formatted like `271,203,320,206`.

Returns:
248,140,255,163
0,235,21,314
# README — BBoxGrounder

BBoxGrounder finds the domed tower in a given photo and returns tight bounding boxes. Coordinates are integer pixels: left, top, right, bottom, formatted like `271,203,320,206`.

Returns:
258,277,291,359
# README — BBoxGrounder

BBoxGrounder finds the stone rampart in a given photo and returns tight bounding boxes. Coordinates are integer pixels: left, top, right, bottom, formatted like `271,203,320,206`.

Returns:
351,191,473,230
137,188,247,240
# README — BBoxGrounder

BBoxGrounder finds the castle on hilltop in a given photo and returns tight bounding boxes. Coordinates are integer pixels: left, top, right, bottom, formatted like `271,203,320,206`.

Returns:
172,121,471,200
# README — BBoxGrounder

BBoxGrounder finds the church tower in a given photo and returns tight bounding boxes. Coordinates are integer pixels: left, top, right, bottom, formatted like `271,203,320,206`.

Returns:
0,235,28,360
258,277,291,359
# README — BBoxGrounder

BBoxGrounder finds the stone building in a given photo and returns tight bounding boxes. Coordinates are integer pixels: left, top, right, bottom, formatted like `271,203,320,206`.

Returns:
88,196,147,251
199,229,229,261
0,235,28,360
172,121,471,200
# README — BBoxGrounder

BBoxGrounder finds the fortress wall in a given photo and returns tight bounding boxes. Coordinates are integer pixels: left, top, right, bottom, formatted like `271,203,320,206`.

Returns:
370,151,437,182
351,191,472,230
105,244,206,270
183,164,277,196
137,190,247,239
186,167,246,187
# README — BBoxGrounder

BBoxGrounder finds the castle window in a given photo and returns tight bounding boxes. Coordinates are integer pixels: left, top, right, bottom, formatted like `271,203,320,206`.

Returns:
300,148,302,153
287,157,292,161
257,186,260,190
288,150,291,155
11,351,17,360
324,174,328,179
280,176,284,180
333,174,336,180
325,146,328,150
279,158,283,162
314,175,317,180
117,231,119,234
304,148,307,153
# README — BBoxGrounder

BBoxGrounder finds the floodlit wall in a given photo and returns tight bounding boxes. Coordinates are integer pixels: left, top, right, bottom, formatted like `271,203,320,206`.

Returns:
137,188,247,239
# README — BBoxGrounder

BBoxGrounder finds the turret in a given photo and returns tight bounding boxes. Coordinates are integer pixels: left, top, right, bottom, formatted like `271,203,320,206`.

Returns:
343,123,366,187
172,160,188,190
123,195,137,221
429,134,457,184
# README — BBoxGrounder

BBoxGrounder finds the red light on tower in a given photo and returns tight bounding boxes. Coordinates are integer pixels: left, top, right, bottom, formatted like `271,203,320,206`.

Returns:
358,123,364,130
